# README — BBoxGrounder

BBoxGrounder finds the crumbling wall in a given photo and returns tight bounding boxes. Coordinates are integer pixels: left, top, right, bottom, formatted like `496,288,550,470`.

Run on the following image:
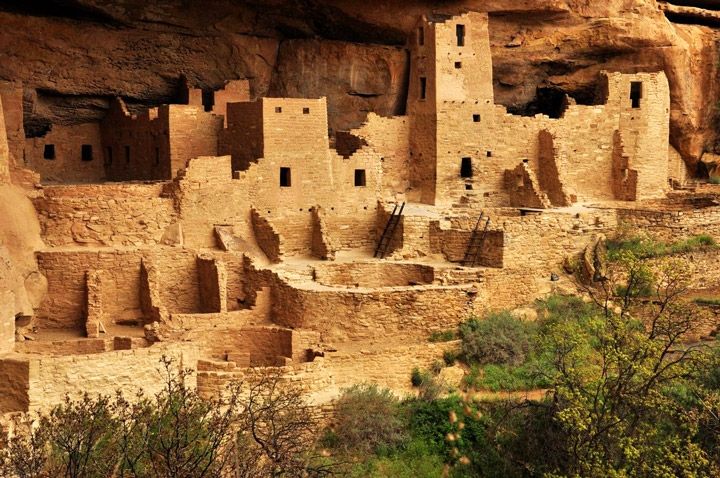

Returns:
351,113,410,195
504,162,551,209
102,99,171,181
197,254,227,313
33,183,177,247
36,250,143,330
168,105,223,176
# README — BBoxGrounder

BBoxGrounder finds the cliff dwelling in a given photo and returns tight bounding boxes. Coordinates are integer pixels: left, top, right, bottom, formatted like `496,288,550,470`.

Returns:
2,4,720,469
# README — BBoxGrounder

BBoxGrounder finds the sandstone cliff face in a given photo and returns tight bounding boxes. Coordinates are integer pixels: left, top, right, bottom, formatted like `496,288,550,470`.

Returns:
0,0,718,169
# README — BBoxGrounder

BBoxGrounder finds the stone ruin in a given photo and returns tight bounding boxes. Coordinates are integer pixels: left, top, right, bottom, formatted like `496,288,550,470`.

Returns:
0,11,709,415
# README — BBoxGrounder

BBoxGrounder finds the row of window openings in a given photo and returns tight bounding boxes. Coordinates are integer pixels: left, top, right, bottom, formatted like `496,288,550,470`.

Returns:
274,107,311,114
44,144,161,166
417,24,465,47
279,168,366,187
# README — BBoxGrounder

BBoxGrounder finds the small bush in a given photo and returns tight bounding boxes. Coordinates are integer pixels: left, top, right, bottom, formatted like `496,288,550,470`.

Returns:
459,312,536,366
430,360,444,375
443,350,458,366
428,330,456,343
330,384,408,455
709,176,720,185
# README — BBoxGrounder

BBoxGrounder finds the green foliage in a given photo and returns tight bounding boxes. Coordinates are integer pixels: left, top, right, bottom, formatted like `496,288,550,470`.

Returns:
606,233,716,261
0,358,326,478
709,176,720,185
329,384,408,455
694,297,720,306
464,362,552,392
443,349,458,366
428,329,457,343
346,438,445,478
458,312,536,367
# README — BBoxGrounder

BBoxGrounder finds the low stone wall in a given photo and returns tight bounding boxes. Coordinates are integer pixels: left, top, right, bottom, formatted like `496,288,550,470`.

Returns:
617,206,720,242
271,276,479,343
312,262,434,288
0,342,198,413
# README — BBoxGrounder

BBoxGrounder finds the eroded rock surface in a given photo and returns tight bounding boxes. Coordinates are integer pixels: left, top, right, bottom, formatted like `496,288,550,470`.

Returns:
0,0,718,165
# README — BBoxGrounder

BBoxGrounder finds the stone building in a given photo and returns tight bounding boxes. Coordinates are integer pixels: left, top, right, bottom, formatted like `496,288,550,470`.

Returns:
0,11,699,416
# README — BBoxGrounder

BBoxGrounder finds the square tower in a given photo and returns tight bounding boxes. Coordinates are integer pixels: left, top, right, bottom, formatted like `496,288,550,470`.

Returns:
407,12,494,204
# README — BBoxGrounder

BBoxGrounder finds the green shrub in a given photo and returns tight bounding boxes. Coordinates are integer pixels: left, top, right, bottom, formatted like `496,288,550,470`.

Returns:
330,384,408,455
430,360,444,375
694,297,720,306
459,312,536,366
443,349,458,366
347,438,444,478
428,330,456,342
709,176,720,185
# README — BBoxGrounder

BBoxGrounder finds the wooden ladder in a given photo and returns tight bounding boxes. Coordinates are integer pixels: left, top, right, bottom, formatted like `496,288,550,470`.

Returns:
462,212,490,267
374,202,405,259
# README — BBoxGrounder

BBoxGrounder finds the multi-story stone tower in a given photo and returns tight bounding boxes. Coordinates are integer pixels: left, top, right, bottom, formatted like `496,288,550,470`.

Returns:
407,12,494,205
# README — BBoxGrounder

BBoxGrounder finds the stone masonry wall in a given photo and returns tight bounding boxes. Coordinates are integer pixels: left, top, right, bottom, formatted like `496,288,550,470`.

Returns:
24,123,105,183
34,183,176,247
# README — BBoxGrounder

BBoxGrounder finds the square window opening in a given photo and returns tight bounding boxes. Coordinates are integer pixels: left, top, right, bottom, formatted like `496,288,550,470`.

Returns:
455,61,462,69
465,184,473,190
630,81,642,109
280,167,291,187
456,24,465,47
473,114,480,123
460,157,473,178
43,144,55,160
303,107,310,114
420,76,427,100
354,169,366,187
486,151,492,158
81,144,93,162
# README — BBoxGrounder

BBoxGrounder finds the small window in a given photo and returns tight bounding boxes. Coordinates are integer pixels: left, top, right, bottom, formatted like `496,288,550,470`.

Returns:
456,24,465,47
280,167,291,187
454,61,462,69
124,146,130,164
460,157,472,178
418,26,424,46
202,90,214,112
473,114,480,123
630,81,642,109
43,144,55,160
275,106,282,113
303,107,310,114
420,77,427,100
81,144,93,161
354,169,366,187
486,151,492,158
155,147,160,166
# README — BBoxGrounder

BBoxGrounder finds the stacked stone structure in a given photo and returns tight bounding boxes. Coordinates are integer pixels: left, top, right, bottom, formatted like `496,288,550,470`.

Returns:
0,11,702,415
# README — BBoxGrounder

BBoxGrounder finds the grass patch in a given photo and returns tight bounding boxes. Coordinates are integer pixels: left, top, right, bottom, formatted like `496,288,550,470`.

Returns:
428,329,457,343
464,362,552,392
606,234,716,261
